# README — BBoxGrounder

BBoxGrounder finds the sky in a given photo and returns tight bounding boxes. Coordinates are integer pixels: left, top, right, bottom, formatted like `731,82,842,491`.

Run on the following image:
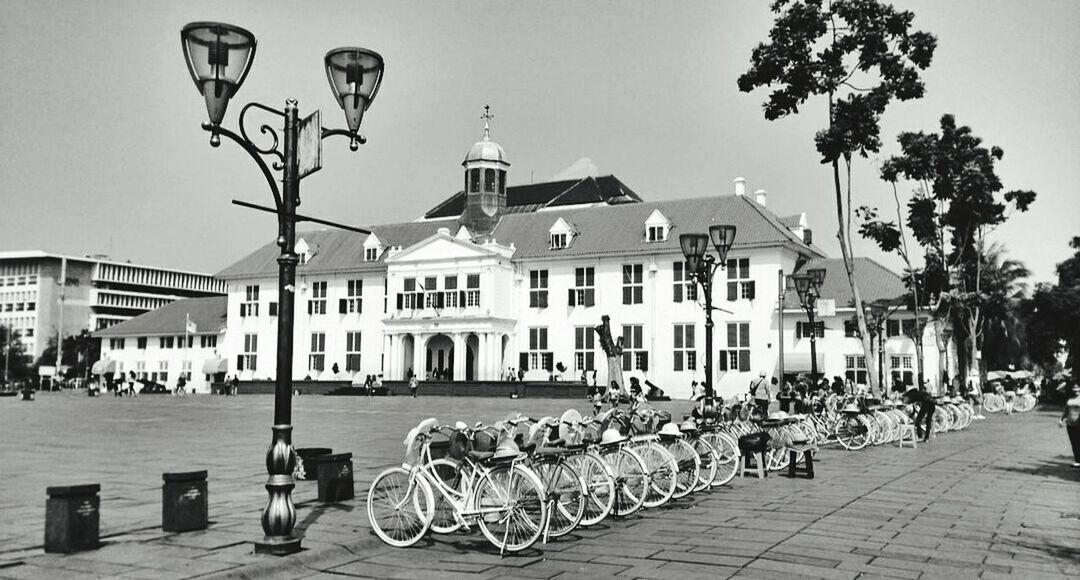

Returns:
1,1,1077,286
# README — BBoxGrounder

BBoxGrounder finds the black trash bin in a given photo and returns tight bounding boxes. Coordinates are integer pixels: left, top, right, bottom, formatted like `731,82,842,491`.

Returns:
45,484,100,553
311,453,354,503
162,471,208,532
294,447,332,481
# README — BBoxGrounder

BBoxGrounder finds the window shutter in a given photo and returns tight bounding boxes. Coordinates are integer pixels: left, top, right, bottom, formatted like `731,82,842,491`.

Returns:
796,322,804,339
236,355,244,371
539,292,548,309
674,352,683,372
739,259,750,279
307,301,313,315
739,350,751,372
519,352,529,371
529,293,538,308
436,292,445,309
416,292,424,307
586,352,594,371
639,352,649,371
718,351,728,371
584,289,595,307
727,323,738,348
395,294,403,310
727,281,738,301
673,284,682,303
339,298,348,314
239,304,246,317
622,287,631,305
739,323,750,348
745,281,756,300
542,352,554,371
269,302,278,316
568,289,576,306
459,290,466,305
622,353,632,371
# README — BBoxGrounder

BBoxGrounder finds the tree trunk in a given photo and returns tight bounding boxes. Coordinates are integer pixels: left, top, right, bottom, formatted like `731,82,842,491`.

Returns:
933,318,948,394
832,159,880,396
606,356,624,392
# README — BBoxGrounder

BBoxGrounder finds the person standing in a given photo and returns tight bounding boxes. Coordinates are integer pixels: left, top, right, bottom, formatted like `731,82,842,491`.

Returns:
409,374,419,398
750,371,771,418
777,382,795,414
904,387,936,441
230,374,240,396
1058,384,1080,468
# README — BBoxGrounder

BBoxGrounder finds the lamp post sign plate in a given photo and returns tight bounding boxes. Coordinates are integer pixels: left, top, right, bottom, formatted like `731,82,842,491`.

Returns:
817,298,835,317
298,110,322,180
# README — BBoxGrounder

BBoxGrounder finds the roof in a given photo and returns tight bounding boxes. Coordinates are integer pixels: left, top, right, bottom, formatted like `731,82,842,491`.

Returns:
784,258,907,308
94,297,227,338
217,191,827,280
779,215,802,229
424,175,642,219
463,138,509,165
0,250,220,278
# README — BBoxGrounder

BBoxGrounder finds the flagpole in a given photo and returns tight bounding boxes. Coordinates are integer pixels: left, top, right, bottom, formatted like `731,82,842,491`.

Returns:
184,313,190,394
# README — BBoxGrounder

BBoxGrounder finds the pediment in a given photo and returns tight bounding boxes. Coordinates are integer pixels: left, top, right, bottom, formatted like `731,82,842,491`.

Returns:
385,233,498,263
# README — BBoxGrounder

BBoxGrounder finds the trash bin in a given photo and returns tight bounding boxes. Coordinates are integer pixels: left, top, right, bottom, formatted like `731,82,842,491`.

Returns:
294,447,332,481
162,471,208,532
312,453,354,502
45,484,100,553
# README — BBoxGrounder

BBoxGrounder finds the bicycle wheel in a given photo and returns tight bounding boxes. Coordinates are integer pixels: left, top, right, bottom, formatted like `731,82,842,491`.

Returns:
533,458,585,538
636,442,677,508
703,431,739,487
474,463,547,553
426,459,465,534
690,438,718,492
367,467,433,548
834,417,869,450
983,394,1003,413
664,439,700,499
604,446,647,517
566,452,615,526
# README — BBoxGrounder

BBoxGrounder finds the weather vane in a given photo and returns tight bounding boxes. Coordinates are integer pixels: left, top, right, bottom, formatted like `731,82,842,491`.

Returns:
481,104,494,139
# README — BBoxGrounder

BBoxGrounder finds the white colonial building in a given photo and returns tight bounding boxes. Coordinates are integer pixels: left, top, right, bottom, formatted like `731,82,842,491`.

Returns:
210,126,945,399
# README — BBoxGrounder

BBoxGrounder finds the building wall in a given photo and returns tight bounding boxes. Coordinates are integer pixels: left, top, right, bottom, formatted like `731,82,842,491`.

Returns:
100,334,222,394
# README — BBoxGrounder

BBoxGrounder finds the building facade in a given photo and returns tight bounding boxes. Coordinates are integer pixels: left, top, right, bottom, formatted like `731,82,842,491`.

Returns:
211,127,947,399
0,251,226,361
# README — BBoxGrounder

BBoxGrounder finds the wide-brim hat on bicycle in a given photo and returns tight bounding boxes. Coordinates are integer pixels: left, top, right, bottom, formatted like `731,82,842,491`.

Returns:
658,422,683,437
493,436,521,459
769,411,789,419
560,409,583,426
841,404,861,413
679,419,699,432
600,427,627,445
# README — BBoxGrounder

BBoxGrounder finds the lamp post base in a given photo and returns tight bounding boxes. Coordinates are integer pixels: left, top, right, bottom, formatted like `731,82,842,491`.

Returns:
254,535,302,556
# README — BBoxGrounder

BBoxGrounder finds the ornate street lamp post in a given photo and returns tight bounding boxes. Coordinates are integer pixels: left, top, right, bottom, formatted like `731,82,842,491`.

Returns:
789,268,826,383
180,22,384,555
679,225,737,407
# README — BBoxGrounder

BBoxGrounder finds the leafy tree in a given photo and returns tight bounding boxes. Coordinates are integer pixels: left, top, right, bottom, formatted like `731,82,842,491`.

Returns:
738,0,936,396
1022,237,1080,380
36,329,100,380
978,243,1030,372
874,114,1036,388
1,325,33,384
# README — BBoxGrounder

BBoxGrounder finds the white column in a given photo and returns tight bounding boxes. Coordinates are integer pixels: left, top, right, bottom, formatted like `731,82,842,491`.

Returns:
383,334,393,379
477,333,489,381
453,333,467,381
415,334,428,380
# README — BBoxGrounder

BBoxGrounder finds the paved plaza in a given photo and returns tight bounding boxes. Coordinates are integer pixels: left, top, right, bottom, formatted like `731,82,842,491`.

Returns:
0,392,1077,579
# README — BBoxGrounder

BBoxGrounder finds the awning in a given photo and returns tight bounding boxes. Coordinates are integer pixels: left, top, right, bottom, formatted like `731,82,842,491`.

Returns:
780,351,826,374
201,358,228,374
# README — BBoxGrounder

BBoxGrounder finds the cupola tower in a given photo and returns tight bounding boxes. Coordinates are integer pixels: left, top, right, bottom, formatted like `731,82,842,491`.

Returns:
460,105,509,239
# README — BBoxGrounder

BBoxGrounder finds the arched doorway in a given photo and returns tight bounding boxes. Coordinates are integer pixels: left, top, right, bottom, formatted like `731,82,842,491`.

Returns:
466,334,480,381
426,334,454,380
400,334,414,380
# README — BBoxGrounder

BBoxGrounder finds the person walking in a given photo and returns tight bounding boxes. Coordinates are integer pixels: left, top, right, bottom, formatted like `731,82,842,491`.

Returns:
127,371,138,397
749,371,771,418
777,381,795,414
230,374,240,396
409,374,419,398
1058,384,1080,468
904,387,936,442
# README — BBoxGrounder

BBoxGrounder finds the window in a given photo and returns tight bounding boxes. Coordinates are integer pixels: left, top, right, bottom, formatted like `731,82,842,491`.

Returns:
845,355,868,385
465,274,480,307
137,337,147,349
673,324,696,371
239,334,257,371
672,261,698,303
796,320,825,339
622,264,643,305
309,332,326,372
200,335,217,349
25,329,33,337
158,361,169,383
364,247,379,261
550,232,568,250
110,338,125,350
646,225,666,242
241,285,259,317
569,267,595,307
136,360,147,379
442,275,459,308
574,326,595,372
726,258,755,300
484,168,497,191
181,360,192,382
399,277,420,310
843,320,860,338
423,277,439,309
469,168,480,193
25,302,34,311
886,318,917,338
345,331,362,372
720,322,751,372
890,355,914,386
621,325,648,371
521,327,552,371
529,270,549,308
160,336,175,349
307,281,327,315
342,279,362,314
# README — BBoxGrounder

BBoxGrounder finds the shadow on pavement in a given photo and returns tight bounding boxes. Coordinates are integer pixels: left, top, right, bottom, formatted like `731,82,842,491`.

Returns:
991,455,1080,483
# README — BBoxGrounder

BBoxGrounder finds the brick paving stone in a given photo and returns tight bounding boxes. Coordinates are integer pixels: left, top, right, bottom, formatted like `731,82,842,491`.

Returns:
746,557,859,580
649,549,753,568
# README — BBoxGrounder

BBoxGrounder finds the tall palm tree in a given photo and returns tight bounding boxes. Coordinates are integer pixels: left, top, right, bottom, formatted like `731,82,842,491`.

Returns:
978,242,1030,372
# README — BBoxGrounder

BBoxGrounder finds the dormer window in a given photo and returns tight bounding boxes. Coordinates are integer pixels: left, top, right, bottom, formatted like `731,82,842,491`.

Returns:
550,233,568,250
644,209,671,243
295,238,312,265
364,247,378,261
548,217,575,251
362,233,383,262
647,225,667,242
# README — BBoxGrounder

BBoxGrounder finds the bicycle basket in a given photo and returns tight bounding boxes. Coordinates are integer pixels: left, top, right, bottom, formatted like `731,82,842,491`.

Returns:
428,439,452,460
447,431,470,461
472,430,497,452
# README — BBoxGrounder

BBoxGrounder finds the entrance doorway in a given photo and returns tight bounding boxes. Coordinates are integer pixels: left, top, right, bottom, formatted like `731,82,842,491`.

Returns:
426,334,454,380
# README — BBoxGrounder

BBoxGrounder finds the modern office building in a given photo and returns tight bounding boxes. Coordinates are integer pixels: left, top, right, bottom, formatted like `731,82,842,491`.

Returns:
0,251,226,361
210,126,944,399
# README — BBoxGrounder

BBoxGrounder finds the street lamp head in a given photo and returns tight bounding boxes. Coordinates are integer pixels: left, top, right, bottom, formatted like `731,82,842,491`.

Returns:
792,272,812,300
807,267,826,288
181,22,257,137
709,225,737,263
679,233,709,276
325,47,385,137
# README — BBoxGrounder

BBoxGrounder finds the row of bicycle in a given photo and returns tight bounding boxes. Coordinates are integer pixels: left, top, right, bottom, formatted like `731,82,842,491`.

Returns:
367,404,760,554
982,390,1037,413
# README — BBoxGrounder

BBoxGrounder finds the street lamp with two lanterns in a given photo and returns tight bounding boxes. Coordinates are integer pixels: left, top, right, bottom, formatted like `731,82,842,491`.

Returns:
678,225,737,407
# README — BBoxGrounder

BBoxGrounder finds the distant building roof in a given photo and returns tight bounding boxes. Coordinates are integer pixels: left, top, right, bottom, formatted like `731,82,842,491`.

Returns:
778,215,802,229
423,175,642,219
785,258,907,309
217,191,827,280
94,297,227,337
0,250,219,278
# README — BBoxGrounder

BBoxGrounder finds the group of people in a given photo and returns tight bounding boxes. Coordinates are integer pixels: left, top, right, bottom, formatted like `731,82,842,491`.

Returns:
587,377,666,413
